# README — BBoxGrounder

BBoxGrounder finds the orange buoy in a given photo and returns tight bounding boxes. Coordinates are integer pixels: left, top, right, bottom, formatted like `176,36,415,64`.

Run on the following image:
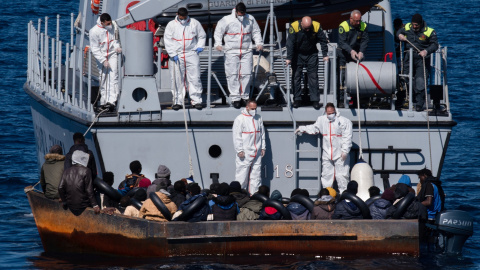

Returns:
91,0,100,14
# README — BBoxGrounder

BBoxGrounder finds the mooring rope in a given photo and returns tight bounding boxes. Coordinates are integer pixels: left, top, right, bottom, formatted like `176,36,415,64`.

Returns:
355,59,364,160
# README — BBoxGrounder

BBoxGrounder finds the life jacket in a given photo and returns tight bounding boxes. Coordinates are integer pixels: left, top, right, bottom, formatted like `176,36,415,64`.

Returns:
339,20,367,33
289,20,321,34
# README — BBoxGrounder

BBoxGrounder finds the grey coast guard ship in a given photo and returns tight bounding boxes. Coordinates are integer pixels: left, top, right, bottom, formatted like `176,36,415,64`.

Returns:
23,0,471,259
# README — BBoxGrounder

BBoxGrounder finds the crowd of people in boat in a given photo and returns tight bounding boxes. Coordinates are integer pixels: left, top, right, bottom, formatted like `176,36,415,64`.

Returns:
40,132,446,222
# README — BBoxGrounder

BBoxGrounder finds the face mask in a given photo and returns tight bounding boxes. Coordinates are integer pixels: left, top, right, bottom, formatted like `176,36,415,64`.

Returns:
237,15,244,22
327,113,335,121
249,109,256,116
105,24,112,30
180,19,186,24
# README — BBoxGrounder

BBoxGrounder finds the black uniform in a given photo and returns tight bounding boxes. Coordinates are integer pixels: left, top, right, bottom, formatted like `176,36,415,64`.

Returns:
337,20,369,66
286,20,329,102
397,22,438,109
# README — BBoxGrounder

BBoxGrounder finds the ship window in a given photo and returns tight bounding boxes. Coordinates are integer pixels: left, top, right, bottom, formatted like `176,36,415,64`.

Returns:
187,3,203,9
209,145,222,158
132,88,147,102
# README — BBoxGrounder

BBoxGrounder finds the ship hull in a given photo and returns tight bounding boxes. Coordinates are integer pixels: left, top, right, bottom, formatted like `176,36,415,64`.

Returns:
27,190,419,257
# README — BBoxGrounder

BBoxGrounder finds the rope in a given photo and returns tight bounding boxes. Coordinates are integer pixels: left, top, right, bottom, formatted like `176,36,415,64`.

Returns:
404,38,433,170
355,60,363,160
84,66,109,136
173,61,194,177
24,181,42,193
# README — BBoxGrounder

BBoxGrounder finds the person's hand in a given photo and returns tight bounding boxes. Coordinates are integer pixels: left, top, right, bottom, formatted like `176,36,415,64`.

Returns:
101,207,115,215
115,48,122,53
261,149,265,157
350,50,358,60
216,45,223,51
419,50,428,58
341,152,348,161
256,44,263,51
285,59,291,66
103,60,110,68
295,128,302,135
323,56,329,62
358,52,364,61
172,55,179,63
196,48,204,54
238,151,245,158
398,34,407,41
93,205,100,215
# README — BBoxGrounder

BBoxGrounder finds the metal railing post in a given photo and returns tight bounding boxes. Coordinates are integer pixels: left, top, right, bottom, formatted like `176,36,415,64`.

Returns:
70,13,74,47
207,30,212,110
72,46,77,106
323,60,328,105
88,49,92,112
332,47,337,104
65,43,70,103
408,48,413,112
40,33,44,91
51,37,55,96
58,40,62,98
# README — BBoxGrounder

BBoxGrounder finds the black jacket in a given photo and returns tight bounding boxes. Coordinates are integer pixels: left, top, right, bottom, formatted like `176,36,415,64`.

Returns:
64,143,97,180
230,191,250,208
212,195,238,221
332,200,363,220
397,21,439,58
369,198,392,219
286,20,328,60
337,20,369,54
58,164,97,215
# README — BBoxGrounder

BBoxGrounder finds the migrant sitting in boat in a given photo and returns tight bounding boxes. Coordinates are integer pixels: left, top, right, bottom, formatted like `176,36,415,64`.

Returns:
40,145,65,200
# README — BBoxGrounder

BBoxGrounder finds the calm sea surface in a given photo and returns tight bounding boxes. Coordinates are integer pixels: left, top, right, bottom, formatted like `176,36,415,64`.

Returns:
1,0,479,269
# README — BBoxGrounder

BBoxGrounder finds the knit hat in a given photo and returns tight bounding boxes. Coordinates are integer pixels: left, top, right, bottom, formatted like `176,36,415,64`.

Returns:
156,165,171,178
138,178,151,188
398,175,412,187
72,150,89,167
346,181,358,195
412,14,423,24
270,190,282,201
229,181,242,193
381,189,395,202
326,187,337,198
49,145,63,155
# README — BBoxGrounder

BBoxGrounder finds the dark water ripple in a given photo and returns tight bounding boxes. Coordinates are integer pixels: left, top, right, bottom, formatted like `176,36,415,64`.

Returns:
1,0,479,268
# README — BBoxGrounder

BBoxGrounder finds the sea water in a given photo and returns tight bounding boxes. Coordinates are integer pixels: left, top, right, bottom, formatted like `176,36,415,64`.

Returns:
0,0,479,268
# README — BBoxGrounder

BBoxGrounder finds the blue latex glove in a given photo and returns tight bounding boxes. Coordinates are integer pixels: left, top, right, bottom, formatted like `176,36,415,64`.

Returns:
172,55,179,63
196,48,204,54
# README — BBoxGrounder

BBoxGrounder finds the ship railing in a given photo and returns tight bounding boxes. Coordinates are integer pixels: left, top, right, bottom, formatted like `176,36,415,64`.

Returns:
27,16,96,122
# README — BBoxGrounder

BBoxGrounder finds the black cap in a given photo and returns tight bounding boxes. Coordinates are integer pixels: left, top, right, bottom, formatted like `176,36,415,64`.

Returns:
412,14,423,24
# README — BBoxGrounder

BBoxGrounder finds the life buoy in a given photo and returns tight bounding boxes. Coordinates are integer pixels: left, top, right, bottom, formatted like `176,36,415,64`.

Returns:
339,192,371,219
176,196,207,221
91,0,100,15
150,192,172,221
250,193,268,203
263,199,292,220
366,195,382,207
129,197,142,210
94,177,121,202
126,187,141,197
392,192,415,219
290,194,314,213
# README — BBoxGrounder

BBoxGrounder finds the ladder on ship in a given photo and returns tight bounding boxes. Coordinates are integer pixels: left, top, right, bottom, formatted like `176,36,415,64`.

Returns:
294,134,323,195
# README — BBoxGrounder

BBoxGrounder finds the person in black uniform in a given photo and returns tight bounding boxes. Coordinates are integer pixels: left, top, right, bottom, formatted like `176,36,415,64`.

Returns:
397,14,439,111
286,16,329,109
337,10,369,107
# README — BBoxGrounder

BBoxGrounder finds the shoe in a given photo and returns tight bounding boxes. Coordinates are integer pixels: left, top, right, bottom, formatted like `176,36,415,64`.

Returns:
106,102,115,112
194,103,203,110
415,105,423,112
233,101,241,109
293,100,301,108
172,104,181,111
312,101,321,110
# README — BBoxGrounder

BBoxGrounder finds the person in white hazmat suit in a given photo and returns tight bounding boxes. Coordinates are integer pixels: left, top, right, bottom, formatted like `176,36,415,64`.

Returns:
214,3,263,109
89,13,121,111
232,100,266,194
296,102,353,193
164,8,206,110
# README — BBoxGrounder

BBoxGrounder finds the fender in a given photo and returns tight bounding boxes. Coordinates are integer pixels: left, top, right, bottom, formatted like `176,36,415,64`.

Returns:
366,195,382,207
177,196,208,221
263,199,292,220
392,192,415,219
129,197,142,210
340,192,371,219
93,178,121,202
290,194,314,213
150,192,172,221
250,193,268,203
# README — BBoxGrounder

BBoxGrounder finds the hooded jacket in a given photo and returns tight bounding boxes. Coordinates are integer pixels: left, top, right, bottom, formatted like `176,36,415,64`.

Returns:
58,164,97,215
147,178,170,197
369,198,392,219
332,199,363,220
214,8,263,54
89,17,120,65
64,143,97,180
164,16,206,58
176,193,211,222
287,202,311,220
139,191,177,222
211,195,239,221
230,191,250,208
298,111,353,161
312,195,336,220
237,199,263,220
40,153,65,199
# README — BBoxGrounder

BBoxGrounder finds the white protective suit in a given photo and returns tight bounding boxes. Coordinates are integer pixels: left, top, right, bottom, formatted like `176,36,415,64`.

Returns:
164,16,206,106
297,111,353,193
89,18,121,105
214,9,263,102
232,108,266,194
